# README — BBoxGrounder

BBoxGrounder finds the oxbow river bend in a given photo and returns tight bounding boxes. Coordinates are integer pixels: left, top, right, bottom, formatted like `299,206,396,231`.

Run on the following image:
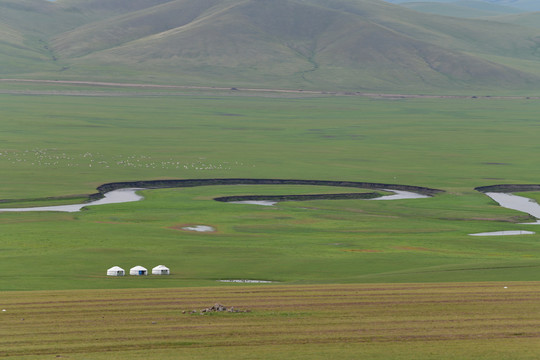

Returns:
2,186,540,237
0,188,427,212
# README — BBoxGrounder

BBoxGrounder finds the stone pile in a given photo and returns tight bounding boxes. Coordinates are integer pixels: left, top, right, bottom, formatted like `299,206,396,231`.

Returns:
184,303,250,315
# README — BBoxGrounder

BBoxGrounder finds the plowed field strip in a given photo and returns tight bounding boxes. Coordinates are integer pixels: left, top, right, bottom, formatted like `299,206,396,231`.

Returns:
2,282,540,358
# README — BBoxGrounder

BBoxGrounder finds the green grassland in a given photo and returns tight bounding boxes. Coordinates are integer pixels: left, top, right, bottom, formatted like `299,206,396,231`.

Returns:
1,89,540,291
2,86,540,358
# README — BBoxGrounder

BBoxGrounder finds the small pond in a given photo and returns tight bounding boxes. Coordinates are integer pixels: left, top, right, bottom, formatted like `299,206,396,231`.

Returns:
469,230,535,236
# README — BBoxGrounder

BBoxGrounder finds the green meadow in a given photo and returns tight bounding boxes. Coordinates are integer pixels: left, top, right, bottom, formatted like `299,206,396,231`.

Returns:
1,88,540,291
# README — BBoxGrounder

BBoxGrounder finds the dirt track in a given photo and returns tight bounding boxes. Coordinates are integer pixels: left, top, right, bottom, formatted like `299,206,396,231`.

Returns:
2,78,540,99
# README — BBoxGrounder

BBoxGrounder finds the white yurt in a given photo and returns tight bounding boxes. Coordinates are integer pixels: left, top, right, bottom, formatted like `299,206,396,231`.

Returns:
152,265,170,275
107,266,125,276
129,265,148,276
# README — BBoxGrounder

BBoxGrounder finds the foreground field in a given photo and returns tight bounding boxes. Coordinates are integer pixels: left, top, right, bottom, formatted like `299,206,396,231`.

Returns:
2,283,540,359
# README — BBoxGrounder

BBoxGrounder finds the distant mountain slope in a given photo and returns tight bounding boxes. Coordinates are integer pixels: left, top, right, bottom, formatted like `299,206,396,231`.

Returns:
56,0,175,19
0,0,86,35
307,0,539,58
52,0,225,57
0,3,64,74
385,0,540,12
482,0,540,12
490,12,540,29
2,0,540,93
400,1,523,18
452,0,522,13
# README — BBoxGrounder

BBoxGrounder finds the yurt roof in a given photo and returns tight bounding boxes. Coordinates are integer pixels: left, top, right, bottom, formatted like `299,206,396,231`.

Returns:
108,266,124,271
152,265,169,270
130,265,147,271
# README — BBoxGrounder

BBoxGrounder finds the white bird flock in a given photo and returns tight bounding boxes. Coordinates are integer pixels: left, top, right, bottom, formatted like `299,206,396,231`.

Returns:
0,148,247,171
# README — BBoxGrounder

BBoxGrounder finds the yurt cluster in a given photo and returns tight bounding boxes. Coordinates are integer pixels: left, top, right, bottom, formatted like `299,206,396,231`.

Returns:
107,265,170,276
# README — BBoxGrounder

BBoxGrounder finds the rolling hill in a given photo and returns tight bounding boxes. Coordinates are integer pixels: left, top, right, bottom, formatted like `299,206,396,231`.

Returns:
384,0,540,12
1,0,540,93
489,12,540,29
398,1,524,18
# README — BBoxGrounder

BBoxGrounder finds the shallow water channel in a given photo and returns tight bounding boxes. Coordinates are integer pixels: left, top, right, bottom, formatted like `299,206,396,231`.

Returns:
370,189,430,201
485,192,540,224
0,188,428,212
467,192,540,236
0,188,143,213
229,189,429,206
470,230,535,236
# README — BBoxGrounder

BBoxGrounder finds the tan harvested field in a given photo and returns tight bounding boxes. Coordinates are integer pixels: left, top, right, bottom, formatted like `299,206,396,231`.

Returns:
2,282,540,359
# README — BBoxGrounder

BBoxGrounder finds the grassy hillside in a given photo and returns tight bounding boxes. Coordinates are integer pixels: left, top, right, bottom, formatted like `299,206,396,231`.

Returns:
475,0,540,11
59,0,540,91
489,12,540,29
55,0,174,18
323,0,538,58
51,0,225,57
0,24,61,74
0,0,87,35
400,1,523,18
1,0,540,92
386,0,540,12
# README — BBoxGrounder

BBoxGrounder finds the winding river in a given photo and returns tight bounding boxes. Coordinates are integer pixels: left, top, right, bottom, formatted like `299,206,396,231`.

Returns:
0,188,426,212
0,188,143,213
0,179,435,213
1,180,540,237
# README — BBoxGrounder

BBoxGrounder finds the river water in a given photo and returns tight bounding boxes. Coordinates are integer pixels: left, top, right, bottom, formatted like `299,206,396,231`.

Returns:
467,192,540,236
370,189,430,201
229,200,277,206
0,188,429,212
229,189,430,206
0,188,143,213
182,225,216,232
470,230,535,236
485,192,540,224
